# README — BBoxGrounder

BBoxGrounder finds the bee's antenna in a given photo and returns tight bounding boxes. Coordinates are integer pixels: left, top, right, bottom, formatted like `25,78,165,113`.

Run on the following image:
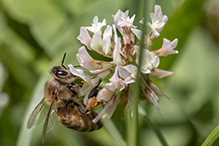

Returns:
74,65,81,68
61,53,67,69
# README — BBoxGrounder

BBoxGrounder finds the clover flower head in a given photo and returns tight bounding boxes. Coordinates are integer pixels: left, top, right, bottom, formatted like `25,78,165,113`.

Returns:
73,5,178,122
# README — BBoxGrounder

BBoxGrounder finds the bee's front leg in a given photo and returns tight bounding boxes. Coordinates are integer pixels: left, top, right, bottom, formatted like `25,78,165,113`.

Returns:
65,84,80,96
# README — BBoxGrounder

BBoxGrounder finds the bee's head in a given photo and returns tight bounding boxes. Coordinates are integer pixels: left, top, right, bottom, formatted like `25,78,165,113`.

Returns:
50,53,76,83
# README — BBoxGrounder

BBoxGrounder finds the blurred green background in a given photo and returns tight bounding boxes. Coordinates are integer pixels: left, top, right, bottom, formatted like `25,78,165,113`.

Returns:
0,0,219,145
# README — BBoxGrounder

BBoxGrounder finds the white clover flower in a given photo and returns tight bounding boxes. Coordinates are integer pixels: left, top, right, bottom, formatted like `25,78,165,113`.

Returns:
93,94,120,123
105,66,126,91
117,64,137,84
154,5,168,25
73,7,178,120
77,46,113,72
89,26,115,58
112,9,136,29
77,27,92,50
135,46,160,74
76,46,102,71
112,10,136,44
86,16,106,33
146,5,168,39
154,38,178,57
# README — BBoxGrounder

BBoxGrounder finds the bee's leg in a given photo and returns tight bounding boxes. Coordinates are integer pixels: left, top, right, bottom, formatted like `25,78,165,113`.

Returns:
85,88,100,114
73,102,85,114
88,88,99,100
65,84,80,96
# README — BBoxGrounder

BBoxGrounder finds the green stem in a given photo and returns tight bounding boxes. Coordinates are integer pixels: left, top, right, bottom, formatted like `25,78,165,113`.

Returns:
202,124,219,146
128,0,148,146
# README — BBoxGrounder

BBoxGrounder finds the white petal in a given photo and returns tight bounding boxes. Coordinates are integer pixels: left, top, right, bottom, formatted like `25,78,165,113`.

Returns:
105,82,116,92
154,5,163,22
117,65,137,84
162,38,172,49
172,38,178,48
94,69,110,79
144,49,152,63
90,31,104,54
77,27,92,50
139,17,144,24
93,95,120,123
150,13,158,24
102,36,112,56
163,15,168,23
146,88,163,116
106,67,126,91
68,64,90,83
112,24,118,43
96,87,114,101
76,46,101,70
149,80,169,99
96,18,106,32
156,38,178,57
113,38,123,65
103,25,112,39
86,16,106,33
151,55,160,68
131,28,142,41
93,15,98,24
140,66,151,74
149,69,174,79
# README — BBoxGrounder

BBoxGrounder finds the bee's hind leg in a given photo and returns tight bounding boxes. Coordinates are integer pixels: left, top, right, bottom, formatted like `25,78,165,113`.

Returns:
73,102,86,114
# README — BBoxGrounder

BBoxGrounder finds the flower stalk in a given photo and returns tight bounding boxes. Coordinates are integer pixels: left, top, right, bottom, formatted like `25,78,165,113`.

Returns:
129,0,148,145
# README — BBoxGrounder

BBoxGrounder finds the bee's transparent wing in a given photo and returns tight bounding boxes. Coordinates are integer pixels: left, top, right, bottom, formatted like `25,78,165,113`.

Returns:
39,103,57,132
27,98,46,129
42,96,57,142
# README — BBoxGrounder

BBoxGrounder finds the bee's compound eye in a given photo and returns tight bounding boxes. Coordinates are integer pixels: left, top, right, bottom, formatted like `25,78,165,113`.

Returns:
56,71,67,77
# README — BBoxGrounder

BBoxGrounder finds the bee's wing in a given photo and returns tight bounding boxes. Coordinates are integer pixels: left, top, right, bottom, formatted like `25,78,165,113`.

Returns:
27,98,46,129
42,96,56,143
39,102,57,132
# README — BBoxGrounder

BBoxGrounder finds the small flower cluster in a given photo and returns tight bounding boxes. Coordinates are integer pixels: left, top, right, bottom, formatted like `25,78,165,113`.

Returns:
69,5,178,122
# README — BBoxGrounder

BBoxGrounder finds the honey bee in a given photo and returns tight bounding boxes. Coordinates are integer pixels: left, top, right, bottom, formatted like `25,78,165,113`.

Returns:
27,53,103,142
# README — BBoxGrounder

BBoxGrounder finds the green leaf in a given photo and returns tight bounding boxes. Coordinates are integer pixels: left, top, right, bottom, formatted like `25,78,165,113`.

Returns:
202,124,219,146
